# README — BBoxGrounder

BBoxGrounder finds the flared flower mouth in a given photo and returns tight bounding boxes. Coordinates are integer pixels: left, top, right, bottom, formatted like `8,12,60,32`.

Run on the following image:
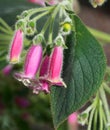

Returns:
14,72,39,87
39,76,67,87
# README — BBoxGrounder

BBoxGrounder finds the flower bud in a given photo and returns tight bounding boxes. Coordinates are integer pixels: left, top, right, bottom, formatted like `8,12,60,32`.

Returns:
55,35,67,49
60,17,72,36
33,34,44,44
26,20,36,36
78,111,89,126
60,22,72,35
21,11,29,18
9,29,23,64
15,19,26,31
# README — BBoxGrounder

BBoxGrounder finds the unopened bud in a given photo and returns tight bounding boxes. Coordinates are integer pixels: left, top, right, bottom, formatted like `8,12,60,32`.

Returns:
33,34,44,44
55,35,67,49
60,17,72,35
15,19,26,31
26,20,36,36
21,11,29,18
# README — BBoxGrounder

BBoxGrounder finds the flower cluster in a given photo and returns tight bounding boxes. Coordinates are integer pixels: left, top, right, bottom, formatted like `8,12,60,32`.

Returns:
7,3,72,94
8,29,67,94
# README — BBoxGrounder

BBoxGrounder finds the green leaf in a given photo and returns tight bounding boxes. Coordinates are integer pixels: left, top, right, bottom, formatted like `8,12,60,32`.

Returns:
50,15,106,129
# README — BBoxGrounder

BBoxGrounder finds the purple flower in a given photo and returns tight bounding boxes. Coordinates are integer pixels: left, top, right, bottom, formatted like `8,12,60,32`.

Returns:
2,64,13,75
14,44,42,86
9,29,23,64
33,55,50,94
40,55,50,77
15,97,30,108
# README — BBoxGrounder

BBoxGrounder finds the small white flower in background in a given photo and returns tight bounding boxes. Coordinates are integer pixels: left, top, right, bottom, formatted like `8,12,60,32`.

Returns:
89,0,107,8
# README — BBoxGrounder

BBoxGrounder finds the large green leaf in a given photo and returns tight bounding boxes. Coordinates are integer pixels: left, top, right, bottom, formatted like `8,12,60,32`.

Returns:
50,15,106,129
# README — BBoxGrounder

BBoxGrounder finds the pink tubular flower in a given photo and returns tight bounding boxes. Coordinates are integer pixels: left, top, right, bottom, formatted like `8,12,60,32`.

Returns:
2,64,13,75
68,112,78,130
34,46,66,94
28,0,45,6
33,55,50,94
9,29,23,64
24,44,42,78
14,44,42,86
40,55,50,77
47,46,66,87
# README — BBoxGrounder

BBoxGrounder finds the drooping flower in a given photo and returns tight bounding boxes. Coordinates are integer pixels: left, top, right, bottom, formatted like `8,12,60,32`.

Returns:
14,44,42,86
39,55,50,77
33,55,50,94
2,64,13,75
36,46,66,94
47,46,66,87
28,0,45,6
9,29,23,64
24,44,42,78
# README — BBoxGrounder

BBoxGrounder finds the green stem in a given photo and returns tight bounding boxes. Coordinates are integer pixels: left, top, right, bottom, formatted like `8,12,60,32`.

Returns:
32,10,50,21
88,27,110,44
103,82,110,95
99,87,110,128
26,6,54,19
93,109,98,130
87,108,95,130
99,102,103,130
40,15,52,35
48,5,60,43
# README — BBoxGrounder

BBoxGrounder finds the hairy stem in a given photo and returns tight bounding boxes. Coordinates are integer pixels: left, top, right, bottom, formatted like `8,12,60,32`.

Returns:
99,86,110,130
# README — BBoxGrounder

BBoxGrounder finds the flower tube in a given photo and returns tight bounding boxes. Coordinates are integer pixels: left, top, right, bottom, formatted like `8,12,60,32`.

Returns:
9,29,23,64
47,46,66,87
38,46,66,93
33,55,50,94
14,44,42,86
